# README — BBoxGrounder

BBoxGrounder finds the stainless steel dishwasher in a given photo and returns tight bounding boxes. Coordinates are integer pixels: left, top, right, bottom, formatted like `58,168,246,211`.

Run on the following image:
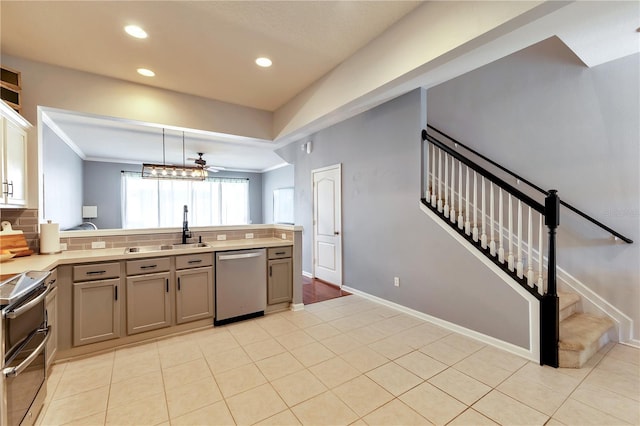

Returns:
215,249,266,326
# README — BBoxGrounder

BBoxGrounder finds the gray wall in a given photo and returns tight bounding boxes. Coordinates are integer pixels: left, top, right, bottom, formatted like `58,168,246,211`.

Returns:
42,124,83,229
277,89,530,348
83,161,135,229
427,37,640,338
82,161,264,228
262,165,295,224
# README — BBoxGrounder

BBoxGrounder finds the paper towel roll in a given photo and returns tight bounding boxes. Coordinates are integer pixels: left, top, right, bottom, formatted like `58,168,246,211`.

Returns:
40,220,61,254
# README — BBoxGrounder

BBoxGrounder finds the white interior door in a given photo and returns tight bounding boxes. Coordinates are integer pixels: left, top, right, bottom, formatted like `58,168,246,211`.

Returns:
313,164,342,286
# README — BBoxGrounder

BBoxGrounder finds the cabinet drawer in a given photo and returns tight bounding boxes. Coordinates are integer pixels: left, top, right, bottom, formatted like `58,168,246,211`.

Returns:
126,257,171,275
176,253,213,269
267,246,292,259
73,262,120,281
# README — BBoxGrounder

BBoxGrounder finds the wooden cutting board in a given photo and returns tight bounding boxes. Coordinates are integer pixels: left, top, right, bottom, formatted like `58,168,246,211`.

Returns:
0,223,33,257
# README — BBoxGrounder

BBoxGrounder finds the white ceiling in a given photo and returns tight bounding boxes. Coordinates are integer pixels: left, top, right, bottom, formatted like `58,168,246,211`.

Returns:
1,1,638,172
1,0,421,171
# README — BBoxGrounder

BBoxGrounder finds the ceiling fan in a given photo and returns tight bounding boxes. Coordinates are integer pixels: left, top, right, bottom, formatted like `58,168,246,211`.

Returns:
186,152,224,173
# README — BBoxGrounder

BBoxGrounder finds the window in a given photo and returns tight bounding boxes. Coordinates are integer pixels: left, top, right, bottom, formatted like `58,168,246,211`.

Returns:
121,172,249,228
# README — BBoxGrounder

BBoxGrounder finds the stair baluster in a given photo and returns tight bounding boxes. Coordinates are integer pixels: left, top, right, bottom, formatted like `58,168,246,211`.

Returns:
517,200,524,278
538,213,544,294
458,162,464,229
472,172,478,241
444,153,449,218
498,188,505,263
527,206,535,286
465,167,470,235
437,149,442,212
450,157,456,224
431,145,437,207
489,183,496,256
480,177,487,248
508,195,514,271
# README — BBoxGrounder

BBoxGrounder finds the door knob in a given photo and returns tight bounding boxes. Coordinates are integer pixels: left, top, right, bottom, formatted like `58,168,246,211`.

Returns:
334,231,340,235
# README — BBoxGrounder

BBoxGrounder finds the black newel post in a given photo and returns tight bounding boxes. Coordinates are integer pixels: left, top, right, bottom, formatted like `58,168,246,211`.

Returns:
540,189,560,367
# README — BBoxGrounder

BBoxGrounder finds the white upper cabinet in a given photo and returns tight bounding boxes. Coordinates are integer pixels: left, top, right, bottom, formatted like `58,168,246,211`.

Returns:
0,102,30,206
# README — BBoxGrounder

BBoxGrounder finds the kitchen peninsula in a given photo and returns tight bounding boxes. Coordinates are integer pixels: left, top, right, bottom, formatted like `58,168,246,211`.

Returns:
1,224,303,362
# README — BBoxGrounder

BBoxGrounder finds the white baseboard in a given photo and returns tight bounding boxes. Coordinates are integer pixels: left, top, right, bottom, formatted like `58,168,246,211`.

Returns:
290,303,305,311
342,284,539,363
622,339,640,349
302,271,313,278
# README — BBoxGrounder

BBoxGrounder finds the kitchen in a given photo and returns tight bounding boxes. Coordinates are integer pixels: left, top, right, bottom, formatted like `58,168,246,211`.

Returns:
3,1,640,424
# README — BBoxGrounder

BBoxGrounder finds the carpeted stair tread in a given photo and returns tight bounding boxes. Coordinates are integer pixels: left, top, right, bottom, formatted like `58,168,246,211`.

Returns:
559,312,614,368
559,312,613,352
558,291,580,311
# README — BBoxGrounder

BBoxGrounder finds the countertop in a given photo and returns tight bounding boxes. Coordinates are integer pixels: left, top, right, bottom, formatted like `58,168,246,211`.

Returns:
0,237,293,275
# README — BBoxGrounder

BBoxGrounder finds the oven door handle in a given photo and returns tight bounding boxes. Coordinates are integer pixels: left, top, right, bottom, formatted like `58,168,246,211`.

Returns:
4,284,50,319
3,327,50,378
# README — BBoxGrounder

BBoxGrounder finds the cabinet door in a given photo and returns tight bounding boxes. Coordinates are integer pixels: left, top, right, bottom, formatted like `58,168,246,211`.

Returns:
45,285,58,372
268,258,292,305
73,278,120,346
126,272,171,335
176,267,213,324
3,118,27,205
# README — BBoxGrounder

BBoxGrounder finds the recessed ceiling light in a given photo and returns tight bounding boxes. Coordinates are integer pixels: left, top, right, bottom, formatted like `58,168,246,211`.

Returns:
137,68,155,77
255,57,272,68
125,25,148,39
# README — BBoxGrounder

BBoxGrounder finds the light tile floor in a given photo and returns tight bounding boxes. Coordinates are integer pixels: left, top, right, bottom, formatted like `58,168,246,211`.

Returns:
37,294,640,425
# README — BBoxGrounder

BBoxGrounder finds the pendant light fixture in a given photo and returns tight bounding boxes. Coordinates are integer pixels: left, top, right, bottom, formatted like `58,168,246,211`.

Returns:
142,129,207,181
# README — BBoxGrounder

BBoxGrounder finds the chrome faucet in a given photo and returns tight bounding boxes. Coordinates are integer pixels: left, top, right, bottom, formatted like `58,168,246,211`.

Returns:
182,205,192,244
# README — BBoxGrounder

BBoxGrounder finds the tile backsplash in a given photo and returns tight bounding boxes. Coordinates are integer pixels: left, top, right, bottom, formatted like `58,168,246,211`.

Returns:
0,207,294,253
0,208,39,251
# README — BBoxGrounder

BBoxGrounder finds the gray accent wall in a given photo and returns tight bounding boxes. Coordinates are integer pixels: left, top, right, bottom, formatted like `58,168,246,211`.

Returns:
82,161,264,229
262,165,294,224
427,37,640,338
42,124,83,229
277,89,530,348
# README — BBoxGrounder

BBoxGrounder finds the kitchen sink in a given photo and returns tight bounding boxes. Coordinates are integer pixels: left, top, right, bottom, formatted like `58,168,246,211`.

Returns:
125,242,209,253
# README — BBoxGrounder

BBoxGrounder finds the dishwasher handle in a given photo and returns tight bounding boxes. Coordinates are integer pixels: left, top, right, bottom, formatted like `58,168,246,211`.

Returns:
218,252,263,261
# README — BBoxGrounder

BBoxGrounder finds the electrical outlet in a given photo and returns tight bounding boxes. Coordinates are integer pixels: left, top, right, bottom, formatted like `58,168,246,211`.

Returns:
245,233,254,239
91,241,106,249
217,234,227,241
281,233,287,240
60,243,67,251
394,277,400,287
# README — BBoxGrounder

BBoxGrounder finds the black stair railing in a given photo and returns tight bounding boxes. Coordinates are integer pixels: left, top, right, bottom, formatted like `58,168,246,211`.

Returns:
421,127,561,366
426,125,633,244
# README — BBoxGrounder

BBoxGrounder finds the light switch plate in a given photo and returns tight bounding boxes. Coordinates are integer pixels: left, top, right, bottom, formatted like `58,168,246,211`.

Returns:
91,241,106,249
217,234,227,241
245,233,254,239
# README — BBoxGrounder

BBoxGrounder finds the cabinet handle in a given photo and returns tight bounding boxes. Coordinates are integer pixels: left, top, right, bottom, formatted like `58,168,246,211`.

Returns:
7,181,13,197
275,251,286,255
86,270,106,275
187,259,202,264
166,278,169,293
269,265,272,277
178,277,181,291
114,286,118,301
140,264,157,269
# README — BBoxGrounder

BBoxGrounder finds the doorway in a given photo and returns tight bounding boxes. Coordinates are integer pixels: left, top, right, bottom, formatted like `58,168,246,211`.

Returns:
312,164,342,286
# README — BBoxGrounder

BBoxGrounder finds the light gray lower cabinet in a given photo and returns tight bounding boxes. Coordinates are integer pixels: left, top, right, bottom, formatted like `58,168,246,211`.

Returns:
126,271,172,334
126,257,172,335
267,247,293,305
176,254,214,324
45,269,58,371
73,278,121,346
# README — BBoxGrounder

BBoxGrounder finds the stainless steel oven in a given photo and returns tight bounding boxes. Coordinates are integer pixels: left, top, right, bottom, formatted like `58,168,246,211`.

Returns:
1,271,51,426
